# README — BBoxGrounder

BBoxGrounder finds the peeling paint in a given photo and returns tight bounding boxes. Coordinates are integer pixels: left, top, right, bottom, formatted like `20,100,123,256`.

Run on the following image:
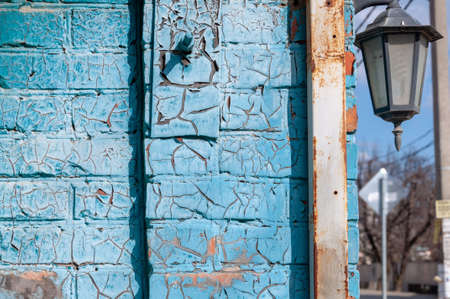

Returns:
307,0,349,298
346,106,358,133
0,271,62,299
345,51,356,76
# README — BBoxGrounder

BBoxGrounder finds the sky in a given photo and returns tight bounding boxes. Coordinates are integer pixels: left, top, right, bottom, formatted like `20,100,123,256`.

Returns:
354,0,450,161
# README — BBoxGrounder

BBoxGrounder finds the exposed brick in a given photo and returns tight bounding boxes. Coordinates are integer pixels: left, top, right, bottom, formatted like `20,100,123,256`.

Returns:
147,220,221,271
0,267,74,299
149,266,308,298
346,105,358,133
221,223,308,267
147,220,307,272
345,51,356,76
72,9,132,49
0,10,65,48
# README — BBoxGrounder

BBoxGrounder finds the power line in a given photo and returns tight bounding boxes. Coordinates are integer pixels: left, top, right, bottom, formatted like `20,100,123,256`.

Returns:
377,129,433,158
355,7,377,32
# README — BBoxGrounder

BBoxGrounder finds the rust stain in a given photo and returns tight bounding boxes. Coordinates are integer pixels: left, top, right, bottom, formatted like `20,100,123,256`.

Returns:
228,249,255,265
0,271,62,299
291,17,299,41
19,271,56,281
96,188,108,196
344,264,349,299
173,271,246,289
345,106,358,133
308,0,348,297
312,136,319,299
345,52,355,76
205,236,217,257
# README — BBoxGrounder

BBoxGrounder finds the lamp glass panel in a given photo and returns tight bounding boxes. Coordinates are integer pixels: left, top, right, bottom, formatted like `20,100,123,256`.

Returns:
413,36,429,107
362,36,388,110
386,34,415,106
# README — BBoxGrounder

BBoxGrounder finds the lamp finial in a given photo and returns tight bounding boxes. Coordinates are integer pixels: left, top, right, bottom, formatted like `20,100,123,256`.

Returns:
392,122,403,151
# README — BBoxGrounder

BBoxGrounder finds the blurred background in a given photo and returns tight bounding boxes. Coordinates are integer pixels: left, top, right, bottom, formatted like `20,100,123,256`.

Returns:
355,0,450,298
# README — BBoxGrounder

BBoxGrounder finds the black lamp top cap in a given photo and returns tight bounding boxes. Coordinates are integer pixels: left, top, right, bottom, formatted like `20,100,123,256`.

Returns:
355,6,443,47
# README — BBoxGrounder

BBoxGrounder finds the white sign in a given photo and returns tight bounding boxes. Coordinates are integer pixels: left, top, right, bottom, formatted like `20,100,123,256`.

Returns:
436,200,450,219
359,168,407,215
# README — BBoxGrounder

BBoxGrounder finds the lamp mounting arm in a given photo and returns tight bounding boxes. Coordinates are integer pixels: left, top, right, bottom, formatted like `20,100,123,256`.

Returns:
353,0,400,14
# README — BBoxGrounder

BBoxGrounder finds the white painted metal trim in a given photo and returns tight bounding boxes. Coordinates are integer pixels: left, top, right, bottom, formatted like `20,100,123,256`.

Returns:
307,1,349,298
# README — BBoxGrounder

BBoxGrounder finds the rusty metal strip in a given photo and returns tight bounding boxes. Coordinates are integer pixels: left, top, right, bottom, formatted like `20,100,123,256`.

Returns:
306,0,348,298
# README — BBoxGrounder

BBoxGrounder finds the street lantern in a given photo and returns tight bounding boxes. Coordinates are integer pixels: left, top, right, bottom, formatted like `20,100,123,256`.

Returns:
354,0,443,150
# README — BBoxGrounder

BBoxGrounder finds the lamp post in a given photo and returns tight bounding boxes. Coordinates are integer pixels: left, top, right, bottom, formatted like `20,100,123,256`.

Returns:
354,0,443,150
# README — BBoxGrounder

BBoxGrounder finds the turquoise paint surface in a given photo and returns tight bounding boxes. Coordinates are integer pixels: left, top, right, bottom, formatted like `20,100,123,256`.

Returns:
0,0,358,298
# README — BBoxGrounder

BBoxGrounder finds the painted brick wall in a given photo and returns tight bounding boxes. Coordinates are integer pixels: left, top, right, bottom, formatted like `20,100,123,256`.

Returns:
0,0,359,298
0,1,147,297
345,1,361,298
143,0,309,297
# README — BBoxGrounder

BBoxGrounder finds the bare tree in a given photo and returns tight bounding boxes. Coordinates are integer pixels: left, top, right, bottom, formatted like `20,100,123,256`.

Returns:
358,147,440,291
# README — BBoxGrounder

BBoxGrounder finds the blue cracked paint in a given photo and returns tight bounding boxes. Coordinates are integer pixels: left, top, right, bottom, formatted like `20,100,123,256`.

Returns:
0,0,358,298
346,1,360,298
143,0,311,297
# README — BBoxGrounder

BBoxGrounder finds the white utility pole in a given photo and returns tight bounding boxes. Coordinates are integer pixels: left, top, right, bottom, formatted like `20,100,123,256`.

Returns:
380,171,388,299
431,0,450,298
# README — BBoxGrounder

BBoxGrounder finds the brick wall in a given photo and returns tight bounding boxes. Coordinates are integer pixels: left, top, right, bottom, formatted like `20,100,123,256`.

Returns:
0,1,146,297
345,1,360,298
143,0,309,297
0,0,359,298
